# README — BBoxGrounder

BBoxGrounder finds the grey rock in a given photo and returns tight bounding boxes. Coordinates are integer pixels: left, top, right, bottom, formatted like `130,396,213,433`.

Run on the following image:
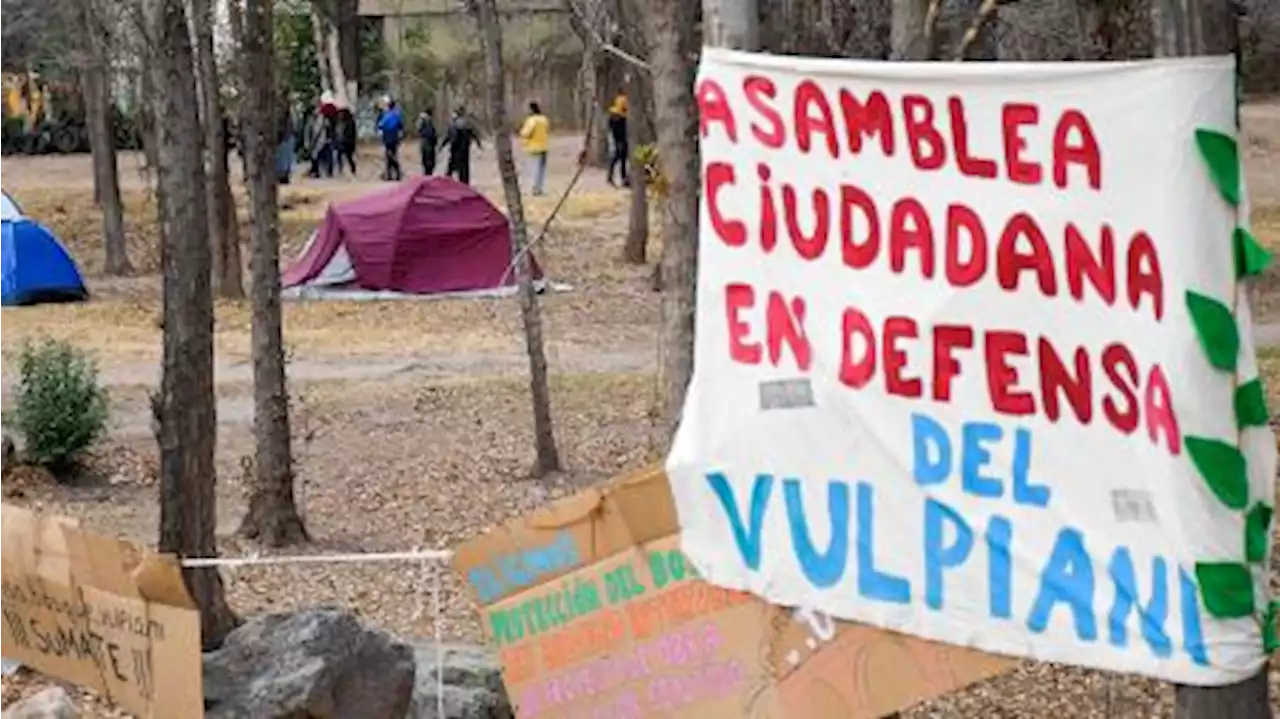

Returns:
1,687,79,719
203,607,416,719
406,642,512,719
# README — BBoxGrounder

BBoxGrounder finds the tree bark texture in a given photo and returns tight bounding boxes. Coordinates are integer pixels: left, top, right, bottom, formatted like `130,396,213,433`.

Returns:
74,0,132,276
474,0,563,477
1152,1,1264,716
238,0,309,547
890,0,933,59
192,0,245,300
622,66,653,265
644,0,704,443
144,0,238,649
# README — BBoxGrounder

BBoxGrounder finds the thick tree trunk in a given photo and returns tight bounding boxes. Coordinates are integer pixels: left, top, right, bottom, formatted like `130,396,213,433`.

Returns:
890,0,932,59
645,0,705,443
622,71,652,265
73,0,132,277
192,0,244,299
1152,0,1266,715
238,0,308,547
144,0,237,649
473,0,563,477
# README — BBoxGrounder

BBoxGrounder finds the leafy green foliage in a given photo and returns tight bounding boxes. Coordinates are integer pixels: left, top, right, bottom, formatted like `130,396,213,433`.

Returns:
9,340,109,472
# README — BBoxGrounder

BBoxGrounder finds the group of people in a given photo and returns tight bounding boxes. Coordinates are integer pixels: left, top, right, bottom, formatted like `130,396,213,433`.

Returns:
270,89,632,196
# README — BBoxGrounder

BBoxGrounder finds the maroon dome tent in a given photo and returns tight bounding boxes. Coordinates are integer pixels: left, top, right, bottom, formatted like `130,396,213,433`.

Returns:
281,176,542,298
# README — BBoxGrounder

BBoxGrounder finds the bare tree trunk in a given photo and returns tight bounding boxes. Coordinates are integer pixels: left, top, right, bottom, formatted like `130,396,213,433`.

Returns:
644,1,709,443
622,70,652,265
1152,0,1266,715
237,0,309,547
891,0,933,59
473,0,563,477
311,3,334,95
143,0,237,649
74,0,132,276
192,0,245,299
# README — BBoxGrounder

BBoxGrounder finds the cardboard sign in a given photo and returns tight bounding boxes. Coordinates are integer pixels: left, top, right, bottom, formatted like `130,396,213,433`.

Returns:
0,504,203,718
667,48,1276,686
453,467,1012,718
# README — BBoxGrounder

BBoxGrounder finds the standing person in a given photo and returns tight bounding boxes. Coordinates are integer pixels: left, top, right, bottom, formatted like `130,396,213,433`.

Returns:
607,90,629,187
275,97,296,184
441,106,482,185
518,101,550,196
306,106,334,178
417,108,438,175
333,103,358,177
377,97,404,181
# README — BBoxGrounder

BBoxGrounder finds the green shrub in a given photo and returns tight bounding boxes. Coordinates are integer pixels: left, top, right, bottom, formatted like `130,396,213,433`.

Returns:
10,340,109,471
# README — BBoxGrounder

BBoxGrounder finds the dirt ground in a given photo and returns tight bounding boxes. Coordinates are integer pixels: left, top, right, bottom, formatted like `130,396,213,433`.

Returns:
3,100,1280,717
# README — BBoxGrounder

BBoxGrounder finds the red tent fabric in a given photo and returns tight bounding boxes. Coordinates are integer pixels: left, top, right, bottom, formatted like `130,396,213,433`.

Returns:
281,176,541,294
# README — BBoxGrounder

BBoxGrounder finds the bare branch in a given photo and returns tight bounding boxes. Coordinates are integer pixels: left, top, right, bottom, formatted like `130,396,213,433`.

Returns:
564,0,652,72
955,0,1004,59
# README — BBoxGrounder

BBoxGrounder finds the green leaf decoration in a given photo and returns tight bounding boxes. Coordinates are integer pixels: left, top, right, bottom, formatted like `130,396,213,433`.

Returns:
1185,436,1249,510
1194,128,1241,206
1246,502,1274,564
1195,561,1256,618
1185,291,1239,372
1235,379,1270,427
1235,227,1273,278
1265,601,1280,653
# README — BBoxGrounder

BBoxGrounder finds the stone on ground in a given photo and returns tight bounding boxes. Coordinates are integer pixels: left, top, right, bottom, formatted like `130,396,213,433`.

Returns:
203,607,416,719
407,642,513,719
1,687,79,719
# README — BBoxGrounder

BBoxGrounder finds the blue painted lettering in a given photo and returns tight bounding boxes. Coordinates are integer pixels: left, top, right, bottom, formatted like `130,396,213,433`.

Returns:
923,499,974,610
783,479,849,588
1011,428,1051,507
912,413,951,486
467,531,582,603
856,481,912,604
1178,568,1211,666
707,471,773,571
1107,549,1172,657
961,422,1004,499
985,516,1013,619
1027,528,1097,641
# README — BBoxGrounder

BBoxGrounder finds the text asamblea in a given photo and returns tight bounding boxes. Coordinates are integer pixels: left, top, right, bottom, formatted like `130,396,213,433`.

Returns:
705,413,1208,667
698,71,1182,457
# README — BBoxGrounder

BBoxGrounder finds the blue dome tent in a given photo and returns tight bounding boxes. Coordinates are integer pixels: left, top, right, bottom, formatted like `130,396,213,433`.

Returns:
1,190,88,306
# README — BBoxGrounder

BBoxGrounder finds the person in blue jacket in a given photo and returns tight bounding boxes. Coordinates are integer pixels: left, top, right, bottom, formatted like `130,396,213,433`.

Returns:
377,97,404,181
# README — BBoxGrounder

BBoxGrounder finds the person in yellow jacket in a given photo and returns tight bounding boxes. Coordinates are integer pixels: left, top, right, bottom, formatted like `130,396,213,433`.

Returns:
607,91,629,187
518,101,551,196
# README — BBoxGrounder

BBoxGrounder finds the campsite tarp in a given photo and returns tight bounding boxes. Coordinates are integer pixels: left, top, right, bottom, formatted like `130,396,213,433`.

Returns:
282,176,541,295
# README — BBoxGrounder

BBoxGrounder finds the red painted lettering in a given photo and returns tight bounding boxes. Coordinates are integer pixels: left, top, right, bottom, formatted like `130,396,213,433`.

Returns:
839,89,895,155
705,162,745,246
841,184,880,269
696,79,737,142
744,76,784,148
902,94,946,170
1052,109,1102,190
996,213,1057,295
1101,343,1140,434
1144,365,1181,455
945,204,987,286
783,185,830,260
1001,103,1043,185
795,80,839,158
767,293,812,370
725,284,761,364
1039,339,1093,423
884,317,922,398
889,197,935,278
840,308,876,388
932,325,973,402
949,97,998,179
1065,223,1115,305
984,331,1035,415
1126,232,1164,321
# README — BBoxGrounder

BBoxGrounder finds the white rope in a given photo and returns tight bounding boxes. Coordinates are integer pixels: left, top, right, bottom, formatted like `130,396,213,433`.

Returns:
180,549,453,568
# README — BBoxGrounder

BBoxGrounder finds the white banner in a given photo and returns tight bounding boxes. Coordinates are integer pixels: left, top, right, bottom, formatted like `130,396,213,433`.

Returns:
668,48,1276,685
